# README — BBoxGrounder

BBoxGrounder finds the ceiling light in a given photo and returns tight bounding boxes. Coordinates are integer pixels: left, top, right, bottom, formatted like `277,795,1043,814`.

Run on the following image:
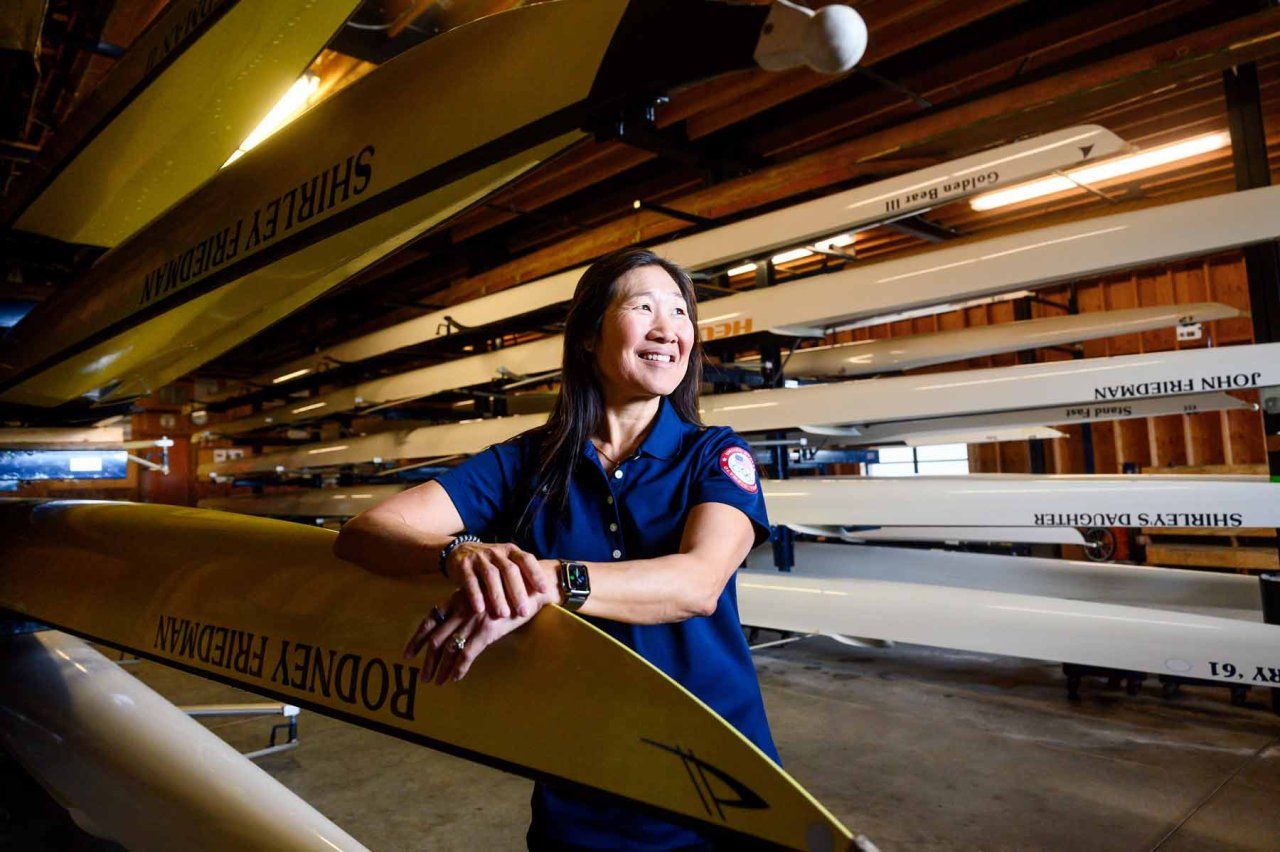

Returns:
815,233,855,250
726,262,758,277
273,368,311,384
771,248,814,265
970,131,1230,211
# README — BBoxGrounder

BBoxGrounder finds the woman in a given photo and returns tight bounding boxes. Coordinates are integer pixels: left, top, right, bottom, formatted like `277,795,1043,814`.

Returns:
333,247,776,850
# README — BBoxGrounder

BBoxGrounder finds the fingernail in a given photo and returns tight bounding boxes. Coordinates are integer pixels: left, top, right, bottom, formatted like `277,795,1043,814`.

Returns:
517,605,528,618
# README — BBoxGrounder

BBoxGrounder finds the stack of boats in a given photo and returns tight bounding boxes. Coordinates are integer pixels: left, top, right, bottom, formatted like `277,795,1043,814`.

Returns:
1,2,1278,847
185,126,1280,690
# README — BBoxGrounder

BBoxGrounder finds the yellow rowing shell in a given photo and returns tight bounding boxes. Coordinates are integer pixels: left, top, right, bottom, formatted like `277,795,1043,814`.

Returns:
0,0,626,407
0,0,782,410
0,500,869,850
3,0,359,248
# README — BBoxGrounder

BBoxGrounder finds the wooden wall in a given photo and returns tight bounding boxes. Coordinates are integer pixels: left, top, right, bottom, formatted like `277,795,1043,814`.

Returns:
823,249,1267,475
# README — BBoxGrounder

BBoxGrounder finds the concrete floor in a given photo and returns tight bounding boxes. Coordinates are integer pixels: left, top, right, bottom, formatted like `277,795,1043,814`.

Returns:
7,636,1280,851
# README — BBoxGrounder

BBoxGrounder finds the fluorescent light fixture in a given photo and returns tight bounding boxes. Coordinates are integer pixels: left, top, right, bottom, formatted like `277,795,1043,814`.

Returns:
223,73,321,168
307,445,349,455
273,368,312,384
971,131,1231,211
726,235,854,277
291,401,327,414
814,233,855,250
771,248,814,265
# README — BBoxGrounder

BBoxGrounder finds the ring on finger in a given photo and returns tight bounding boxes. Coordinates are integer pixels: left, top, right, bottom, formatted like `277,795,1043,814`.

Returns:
450,632,467,652
430,606,447,626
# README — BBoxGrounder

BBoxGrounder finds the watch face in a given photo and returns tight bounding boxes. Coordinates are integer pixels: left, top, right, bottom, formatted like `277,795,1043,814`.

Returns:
566,562,590,593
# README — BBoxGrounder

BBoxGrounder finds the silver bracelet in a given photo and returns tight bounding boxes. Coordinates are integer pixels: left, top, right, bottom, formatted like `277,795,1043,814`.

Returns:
438,533,480,579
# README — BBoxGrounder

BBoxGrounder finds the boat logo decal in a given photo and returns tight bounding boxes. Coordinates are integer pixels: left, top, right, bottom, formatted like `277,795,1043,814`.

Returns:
719,447,758,493
640,739,768,819
1091,371,1261,401
146,0,230,73
882,169,998,214
153,612,420,721
701,318,753,341
1032,512,1244,528
138,144,376,308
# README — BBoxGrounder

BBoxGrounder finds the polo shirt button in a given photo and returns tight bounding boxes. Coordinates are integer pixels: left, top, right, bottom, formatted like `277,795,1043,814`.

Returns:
609,522,618,532
612,549,622,559
606,496,613,505
613,469,624,479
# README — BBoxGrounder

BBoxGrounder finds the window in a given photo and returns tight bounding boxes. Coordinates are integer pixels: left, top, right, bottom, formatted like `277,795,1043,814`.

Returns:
0,450,130,482
865,443,969,477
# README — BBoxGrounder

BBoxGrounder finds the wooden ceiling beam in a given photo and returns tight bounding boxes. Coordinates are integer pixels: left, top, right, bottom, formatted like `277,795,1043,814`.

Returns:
876,5,1280,158
447,144,654,242
759,0,1214,160
441,0,1029,245
440,0,1217,252
439,154,935,305
680,0,1031,139
423,6,1280,310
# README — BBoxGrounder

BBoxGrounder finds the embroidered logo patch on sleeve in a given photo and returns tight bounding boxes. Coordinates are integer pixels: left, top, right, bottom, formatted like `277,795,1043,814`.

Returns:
719,447,758,493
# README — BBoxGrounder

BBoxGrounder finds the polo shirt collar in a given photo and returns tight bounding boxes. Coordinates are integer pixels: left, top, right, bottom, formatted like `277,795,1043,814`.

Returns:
635,395,688,459
583,396,689,462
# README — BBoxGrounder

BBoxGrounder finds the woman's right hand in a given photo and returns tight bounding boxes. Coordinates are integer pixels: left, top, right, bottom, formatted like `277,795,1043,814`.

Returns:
444,540,551,619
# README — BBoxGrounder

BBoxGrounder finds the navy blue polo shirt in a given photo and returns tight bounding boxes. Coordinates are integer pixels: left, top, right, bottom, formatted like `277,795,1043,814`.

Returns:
435,396,778,849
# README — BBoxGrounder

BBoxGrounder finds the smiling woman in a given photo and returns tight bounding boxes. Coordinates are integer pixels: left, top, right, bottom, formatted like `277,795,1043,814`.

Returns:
333,247,777,850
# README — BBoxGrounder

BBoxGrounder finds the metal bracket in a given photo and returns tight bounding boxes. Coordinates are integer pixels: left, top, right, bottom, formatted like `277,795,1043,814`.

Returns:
1260,384,1280,416
182,703,301,760
126,437,174,475
590,96,761,179
436,315,470,336
882,215,957,243
631,198,715,227
1176,322,1204,342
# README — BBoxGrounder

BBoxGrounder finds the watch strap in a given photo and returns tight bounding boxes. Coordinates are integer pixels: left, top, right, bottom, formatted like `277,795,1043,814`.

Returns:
557,559,590,611
438,533,480,579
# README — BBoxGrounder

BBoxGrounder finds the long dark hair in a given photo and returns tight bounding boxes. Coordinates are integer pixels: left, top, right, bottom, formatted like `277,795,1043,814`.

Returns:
519,247,705,527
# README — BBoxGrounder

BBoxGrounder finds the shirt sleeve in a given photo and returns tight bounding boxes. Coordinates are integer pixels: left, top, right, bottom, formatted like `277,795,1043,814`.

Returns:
689,428,771,548
432,435,530,538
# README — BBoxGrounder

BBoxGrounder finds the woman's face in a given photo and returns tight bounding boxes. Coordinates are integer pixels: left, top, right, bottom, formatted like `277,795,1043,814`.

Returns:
592,265,695,401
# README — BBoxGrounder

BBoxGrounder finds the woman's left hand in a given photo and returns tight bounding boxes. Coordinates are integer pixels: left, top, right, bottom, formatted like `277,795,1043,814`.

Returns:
404,571,560,684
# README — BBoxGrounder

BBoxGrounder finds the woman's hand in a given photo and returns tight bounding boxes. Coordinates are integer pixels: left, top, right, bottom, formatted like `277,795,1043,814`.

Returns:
444,541,552,619
403,579,560,684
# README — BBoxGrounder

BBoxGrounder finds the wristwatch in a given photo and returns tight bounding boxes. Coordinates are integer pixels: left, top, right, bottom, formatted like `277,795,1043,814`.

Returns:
557,560,591,611
438,533,480,579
